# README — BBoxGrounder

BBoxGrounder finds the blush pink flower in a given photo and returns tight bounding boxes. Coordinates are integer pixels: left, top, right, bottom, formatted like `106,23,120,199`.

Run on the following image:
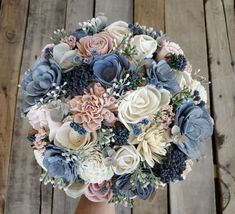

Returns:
33,128,47,153
61,35,77,49
84,180,113,202
27,105,62,141
69,83,118,132
156,40,184,61
77,32,116,59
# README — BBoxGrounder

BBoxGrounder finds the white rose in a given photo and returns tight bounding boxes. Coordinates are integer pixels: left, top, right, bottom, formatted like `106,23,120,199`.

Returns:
130,125,171,167
54,122,97,150
78,148,114,184
118,85,171,129
112,145,140,175
64,182,88,199
176,71,207,103
34,150,47,171
53,43,81,70
130,35,157,61
105,21,131,43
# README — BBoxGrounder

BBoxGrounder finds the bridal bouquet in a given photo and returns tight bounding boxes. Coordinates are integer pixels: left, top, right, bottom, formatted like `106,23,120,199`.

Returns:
21,15,213,205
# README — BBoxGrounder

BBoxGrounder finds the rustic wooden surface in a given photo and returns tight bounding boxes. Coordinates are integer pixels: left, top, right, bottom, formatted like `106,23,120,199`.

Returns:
205,0,235,213
0,0,29,213
1,0,234,213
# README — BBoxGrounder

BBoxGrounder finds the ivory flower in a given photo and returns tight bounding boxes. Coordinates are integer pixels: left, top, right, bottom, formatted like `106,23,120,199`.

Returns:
112,145,140,175
105,21,131,43
64,182,88,199
176,71,207,103
54,122,97,150
129,125,171,167
118,85,171,129
130,35,157,61
78,148,114,184
53,42,81,70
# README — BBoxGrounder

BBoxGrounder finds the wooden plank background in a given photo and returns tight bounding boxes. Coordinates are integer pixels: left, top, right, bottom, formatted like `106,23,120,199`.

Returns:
0,0,234,213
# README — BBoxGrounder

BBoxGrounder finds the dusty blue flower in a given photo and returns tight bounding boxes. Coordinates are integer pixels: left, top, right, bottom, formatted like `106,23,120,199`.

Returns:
114,174,135,198
21,57,62,112
92,54,129,87
174,100,213,158
72,29,91,41
43,145,76,184
136,181,155,200
146,59,180,94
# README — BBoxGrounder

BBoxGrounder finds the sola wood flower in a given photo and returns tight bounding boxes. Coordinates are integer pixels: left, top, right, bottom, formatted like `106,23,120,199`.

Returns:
156,40,184,61
54,122,97,150
118,85,171,130
129,125,171,167
84,180,113,202
77,32,116,59
112,145,140,175
78,147,114,184
69,83,118,132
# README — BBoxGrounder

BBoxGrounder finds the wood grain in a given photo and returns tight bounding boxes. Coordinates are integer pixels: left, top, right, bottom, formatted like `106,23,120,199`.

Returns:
223,0,235,72
66,0,94,32
95,0,133,213
134,0,165,32
0,0,29,213
166,0,216,213
133,1,168,213
95,0,133,24
5,0,67,213
205,0,235,213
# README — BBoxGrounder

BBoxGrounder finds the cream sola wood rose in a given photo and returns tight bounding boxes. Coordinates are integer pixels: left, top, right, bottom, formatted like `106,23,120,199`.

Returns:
21,15,213,205
54,121,97,150
118,85,171,129
112,145,140,175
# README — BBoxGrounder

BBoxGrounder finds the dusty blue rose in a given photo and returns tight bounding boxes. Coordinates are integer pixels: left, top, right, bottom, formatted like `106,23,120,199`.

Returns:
174,100,213,158
136,181,155,200
21,57,62,113
43,145,76,184
146,59,180,94
92,54,129,87
114,174,135,198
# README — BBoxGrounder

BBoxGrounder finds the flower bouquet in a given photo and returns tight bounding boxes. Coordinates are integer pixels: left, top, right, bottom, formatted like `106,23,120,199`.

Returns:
21,15,213,205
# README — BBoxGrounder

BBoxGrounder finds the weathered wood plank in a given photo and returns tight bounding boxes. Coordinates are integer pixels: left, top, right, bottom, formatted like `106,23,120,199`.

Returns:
95,0,133,24
133,1,168,214
166,0,216,213
0,0,29,213
5,0,67,213
51,1,94,213
134,0,165,32
66,0,94,32
205,0,235,213
41,183,53,214
95,1,133,213
223,0,235,72
52,189,79,214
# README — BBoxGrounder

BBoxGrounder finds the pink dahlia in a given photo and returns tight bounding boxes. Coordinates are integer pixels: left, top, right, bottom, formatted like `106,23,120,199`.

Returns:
69,83,118,132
